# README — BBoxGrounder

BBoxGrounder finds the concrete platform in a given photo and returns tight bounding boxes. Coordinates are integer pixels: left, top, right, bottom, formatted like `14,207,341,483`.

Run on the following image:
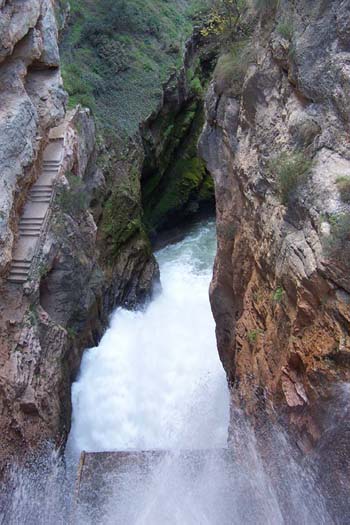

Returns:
43,139,63,162
73,449,232,523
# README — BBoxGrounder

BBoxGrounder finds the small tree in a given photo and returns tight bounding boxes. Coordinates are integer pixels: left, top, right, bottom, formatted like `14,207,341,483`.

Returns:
200,0,247,40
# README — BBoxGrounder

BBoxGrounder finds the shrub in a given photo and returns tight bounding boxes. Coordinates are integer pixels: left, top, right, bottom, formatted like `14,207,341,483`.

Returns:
269,152,312,205
276,20,293,40
247,328,264,344
253,0,280,12
273,286,284,303
57,173,89,216
214,40,254,95
324,213,350,266
336,176,350,204
96,38,130,74
190,76,204,97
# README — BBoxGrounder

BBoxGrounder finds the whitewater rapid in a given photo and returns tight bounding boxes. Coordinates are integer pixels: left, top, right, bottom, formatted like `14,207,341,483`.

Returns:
68,219,229,453
2,219,334,525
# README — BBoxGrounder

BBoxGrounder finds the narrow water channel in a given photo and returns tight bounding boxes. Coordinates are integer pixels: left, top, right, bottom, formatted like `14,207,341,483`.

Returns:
2,220,332,525
68,218,229,454
67,219,330,525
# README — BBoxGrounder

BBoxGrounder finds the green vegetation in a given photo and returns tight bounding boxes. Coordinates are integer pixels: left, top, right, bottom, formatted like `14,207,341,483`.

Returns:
57,172,89,216
28,304,38,327
276,19,293,40
102,168,145,257
200,0,247,41
336,176,350,204
247,328,264,344
213,39,254,95
273,286,284,303
324,212,350,267
66,326,78,339
60,0,203,137
269,152,312,205
253,0,279,12
142,102,214,233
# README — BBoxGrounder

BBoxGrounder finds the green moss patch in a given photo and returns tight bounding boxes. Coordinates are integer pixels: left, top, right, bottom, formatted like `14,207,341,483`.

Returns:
142,102,215,233
101,169,145,257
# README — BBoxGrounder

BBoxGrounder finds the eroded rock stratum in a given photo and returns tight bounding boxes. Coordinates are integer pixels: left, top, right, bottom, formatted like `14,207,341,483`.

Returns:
200,0,350,455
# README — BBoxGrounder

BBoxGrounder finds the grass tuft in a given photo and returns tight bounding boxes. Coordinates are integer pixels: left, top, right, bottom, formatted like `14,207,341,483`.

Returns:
214,40,254,96
269,152,312,206
336,176,350,204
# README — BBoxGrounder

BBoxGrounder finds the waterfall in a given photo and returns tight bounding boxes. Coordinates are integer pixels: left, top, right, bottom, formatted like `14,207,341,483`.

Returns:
68,219,229,454
2,219,334,524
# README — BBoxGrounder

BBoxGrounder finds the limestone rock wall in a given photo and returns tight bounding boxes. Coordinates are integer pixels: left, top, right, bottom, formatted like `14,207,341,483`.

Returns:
0,1,158,475
200,0,350,453
0,0,66,275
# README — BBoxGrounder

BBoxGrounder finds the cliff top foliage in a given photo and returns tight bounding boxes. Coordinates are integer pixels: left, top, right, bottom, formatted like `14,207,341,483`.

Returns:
201,0,279,96
200,0,279,42
60,0,210,139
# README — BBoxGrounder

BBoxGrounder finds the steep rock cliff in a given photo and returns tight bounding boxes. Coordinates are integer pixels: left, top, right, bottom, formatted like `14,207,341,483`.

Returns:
200,0,350,456
141,29,217,237
0,0,158,475
0,0,66,276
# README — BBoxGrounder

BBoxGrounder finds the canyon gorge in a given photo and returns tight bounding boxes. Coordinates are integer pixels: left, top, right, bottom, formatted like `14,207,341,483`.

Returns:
0,0,350,523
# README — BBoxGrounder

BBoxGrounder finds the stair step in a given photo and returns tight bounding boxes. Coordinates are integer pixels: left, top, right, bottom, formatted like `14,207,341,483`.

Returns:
13,258,32,263
12,261,31,269
20,232,40,237
19,223,43,228
20,218,43,222
19,228,41,234
20,217,43,221
8,275,27,280
29,195,51,199
30,194,52,198
19,223,42,227
33,185,53,189
9,268,28,274
19,222,43,226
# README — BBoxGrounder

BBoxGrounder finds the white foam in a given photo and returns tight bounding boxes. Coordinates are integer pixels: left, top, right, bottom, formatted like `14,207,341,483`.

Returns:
69,220,229,453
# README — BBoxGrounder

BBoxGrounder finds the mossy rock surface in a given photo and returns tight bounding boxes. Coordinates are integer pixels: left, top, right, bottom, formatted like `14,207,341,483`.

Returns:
101,169,146,258
142,101,215,233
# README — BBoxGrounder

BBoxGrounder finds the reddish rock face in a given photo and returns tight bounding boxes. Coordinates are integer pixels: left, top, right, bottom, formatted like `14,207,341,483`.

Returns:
200,0,350,459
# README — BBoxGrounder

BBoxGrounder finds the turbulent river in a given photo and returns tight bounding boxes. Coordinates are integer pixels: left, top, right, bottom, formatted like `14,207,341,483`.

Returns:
68,219,229,454
2,219,333,524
